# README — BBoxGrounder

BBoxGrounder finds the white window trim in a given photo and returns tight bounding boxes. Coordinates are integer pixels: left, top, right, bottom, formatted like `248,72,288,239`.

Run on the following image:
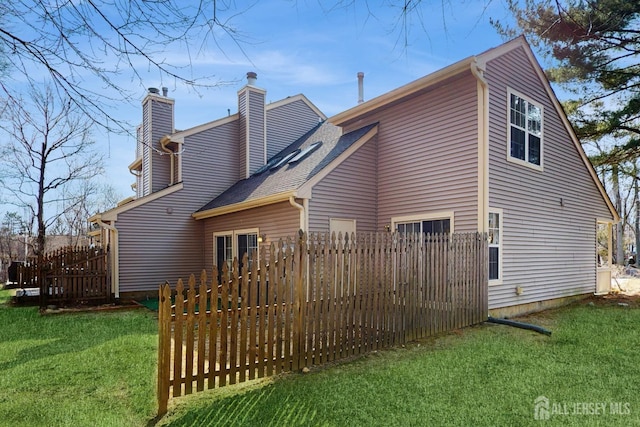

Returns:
391,211,455,234
506,87,544,172
213,228,260,270
488,208,503,285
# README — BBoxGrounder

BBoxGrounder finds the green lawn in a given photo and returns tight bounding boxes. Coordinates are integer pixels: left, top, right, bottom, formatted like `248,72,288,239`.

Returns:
0,289,158,427
158,298,640,427
1,288,639,427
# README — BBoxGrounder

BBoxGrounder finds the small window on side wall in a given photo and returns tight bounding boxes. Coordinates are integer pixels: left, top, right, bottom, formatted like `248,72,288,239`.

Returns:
508,90,543,170
488,209,502,283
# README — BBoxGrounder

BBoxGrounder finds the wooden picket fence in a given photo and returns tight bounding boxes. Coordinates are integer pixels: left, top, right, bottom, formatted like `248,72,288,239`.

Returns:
18,246,110,307
157,231,488,415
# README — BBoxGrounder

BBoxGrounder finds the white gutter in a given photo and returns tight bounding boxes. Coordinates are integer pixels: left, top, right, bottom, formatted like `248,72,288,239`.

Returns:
94,216,120,299
470,59,490,234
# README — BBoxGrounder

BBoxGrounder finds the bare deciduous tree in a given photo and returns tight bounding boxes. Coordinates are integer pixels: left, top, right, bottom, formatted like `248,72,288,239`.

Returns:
0,1,248,133
0,84,102,255
51,180,122,247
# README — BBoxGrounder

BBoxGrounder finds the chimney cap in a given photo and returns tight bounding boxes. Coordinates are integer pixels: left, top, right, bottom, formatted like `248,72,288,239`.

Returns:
246,71,258,85
148,87,160,94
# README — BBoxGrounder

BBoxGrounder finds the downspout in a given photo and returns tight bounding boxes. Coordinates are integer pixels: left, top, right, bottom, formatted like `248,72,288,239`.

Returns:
95,217,120,299
470,59,490,234
289,196,306,233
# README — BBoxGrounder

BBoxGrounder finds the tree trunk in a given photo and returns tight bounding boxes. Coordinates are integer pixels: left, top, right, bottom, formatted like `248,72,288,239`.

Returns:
36,142,47,256
612,165,624,265
635,164,640,266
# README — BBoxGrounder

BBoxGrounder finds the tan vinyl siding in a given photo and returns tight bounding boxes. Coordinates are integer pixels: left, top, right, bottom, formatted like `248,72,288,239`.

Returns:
308,136,378,233
267,99,323,158
135,126,143,198
182,121,239,196
238,92,247,179
202,201,300,270
485,46,614,309
117,191,204,294
149,98,174,192
142,104,151,197
116,118,240,294
344,72,479,233
248,90,266,174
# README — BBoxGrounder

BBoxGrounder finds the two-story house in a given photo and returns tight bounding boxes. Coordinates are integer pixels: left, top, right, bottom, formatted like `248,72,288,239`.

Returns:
90,37,618,317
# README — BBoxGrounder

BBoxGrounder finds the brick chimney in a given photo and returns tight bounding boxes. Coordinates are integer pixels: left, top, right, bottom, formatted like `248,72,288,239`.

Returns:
238,72,266,179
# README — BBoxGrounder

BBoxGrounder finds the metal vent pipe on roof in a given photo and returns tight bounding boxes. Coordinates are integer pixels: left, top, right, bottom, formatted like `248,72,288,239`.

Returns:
357,72,364,104
162,87,168,97
247,71,258,86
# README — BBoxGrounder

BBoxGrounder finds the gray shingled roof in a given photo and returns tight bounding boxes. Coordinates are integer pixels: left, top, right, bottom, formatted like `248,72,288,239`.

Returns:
196,121,377,213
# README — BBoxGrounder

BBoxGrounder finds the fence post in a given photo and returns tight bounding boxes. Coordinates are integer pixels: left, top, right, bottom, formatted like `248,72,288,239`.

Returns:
293,231,307,370
157,283,172,416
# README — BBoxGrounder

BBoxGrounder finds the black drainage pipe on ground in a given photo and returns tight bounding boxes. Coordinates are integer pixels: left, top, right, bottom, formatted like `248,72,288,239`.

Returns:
487,316,552,336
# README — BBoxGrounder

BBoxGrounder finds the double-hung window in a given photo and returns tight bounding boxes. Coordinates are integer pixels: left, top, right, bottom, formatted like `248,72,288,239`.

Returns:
508,90,543,169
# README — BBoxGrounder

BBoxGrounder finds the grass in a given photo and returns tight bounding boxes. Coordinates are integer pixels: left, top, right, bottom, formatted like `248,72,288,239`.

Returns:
1,288,639,427
158,298,640,427
0,289,158,427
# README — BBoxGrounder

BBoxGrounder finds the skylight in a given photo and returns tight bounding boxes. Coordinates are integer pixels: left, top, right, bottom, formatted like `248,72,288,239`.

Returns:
254,148,302,175
288,142,322,164
270,149,300,170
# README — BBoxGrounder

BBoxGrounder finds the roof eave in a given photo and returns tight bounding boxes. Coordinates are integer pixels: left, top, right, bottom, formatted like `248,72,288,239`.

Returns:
329,57,475,126
193,190,298,220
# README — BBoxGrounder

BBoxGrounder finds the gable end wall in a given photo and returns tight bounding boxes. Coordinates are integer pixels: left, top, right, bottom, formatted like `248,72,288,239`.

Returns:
486,46,614,309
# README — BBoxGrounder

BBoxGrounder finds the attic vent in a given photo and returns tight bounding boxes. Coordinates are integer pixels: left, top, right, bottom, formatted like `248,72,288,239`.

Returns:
289,142,322,164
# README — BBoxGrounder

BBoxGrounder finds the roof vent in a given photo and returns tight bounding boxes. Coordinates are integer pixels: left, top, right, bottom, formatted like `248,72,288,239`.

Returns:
148,87,159,94
357,72,364,104
247,71,258,86
162,87,168,97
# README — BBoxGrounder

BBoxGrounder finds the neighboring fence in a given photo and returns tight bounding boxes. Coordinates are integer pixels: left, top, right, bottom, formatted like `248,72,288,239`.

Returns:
18,246,110,306
157,231,488,415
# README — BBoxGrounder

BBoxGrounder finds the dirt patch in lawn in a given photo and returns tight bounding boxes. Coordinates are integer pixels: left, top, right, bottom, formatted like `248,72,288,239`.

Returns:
579,270,640,308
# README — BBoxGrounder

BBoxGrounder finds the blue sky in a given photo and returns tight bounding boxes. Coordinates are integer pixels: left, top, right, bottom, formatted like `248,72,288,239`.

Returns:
98,0,525,199
84,1,521,201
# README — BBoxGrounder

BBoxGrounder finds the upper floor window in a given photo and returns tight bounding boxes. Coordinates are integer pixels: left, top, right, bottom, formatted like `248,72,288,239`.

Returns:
508,91,543,169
